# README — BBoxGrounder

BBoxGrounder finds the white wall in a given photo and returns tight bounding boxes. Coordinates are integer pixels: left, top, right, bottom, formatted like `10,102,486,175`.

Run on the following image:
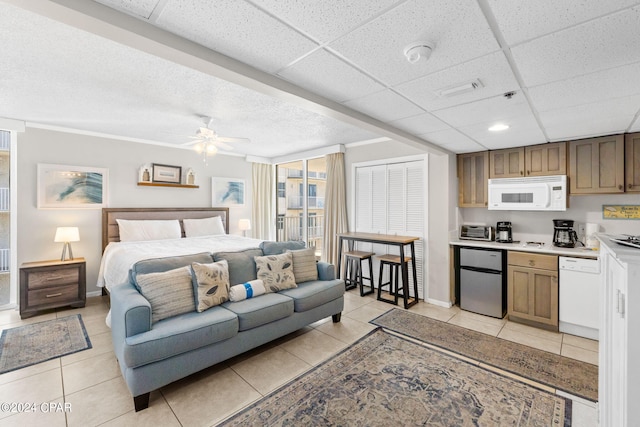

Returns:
344,140,456,306
17,127,253,294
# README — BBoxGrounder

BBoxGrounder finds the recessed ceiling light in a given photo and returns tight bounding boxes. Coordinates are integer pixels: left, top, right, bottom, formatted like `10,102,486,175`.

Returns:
488,124,509,132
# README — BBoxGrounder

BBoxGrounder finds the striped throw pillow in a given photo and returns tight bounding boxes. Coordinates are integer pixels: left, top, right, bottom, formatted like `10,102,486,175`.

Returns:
136,266,195,323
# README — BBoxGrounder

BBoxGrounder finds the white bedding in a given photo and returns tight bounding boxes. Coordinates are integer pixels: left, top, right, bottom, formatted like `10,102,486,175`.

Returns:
98,235,264,291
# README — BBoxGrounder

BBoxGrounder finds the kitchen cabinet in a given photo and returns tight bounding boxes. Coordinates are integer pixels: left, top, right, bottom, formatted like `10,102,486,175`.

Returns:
598,237,640,427
525,141,566,176
569,134,624,194
489,147,524,178
625,132,640,192
457,151,488,207
507,252,558,331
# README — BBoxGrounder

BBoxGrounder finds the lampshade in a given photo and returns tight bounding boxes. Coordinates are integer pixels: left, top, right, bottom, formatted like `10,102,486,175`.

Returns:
54,227,80,243
238,219,251,231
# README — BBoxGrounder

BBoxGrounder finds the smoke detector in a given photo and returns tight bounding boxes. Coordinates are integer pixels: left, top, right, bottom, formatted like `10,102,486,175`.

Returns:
403,41,434,64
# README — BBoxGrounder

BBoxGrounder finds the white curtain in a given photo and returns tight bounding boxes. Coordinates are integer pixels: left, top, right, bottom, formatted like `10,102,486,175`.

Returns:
322,152,348,266
252,162,273,240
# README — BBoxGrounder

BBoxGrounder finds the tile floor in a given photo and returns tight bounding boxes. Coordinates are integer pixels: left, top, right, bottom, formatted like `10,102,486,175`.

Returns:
0,290,599,426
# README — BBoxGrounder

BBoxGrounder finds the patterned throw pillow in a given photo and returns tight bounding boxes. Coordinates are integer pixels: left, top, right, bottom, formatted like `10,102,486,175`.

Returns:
254,252,297,292
136,266,196,323
191,260,231,312
287,248,318,283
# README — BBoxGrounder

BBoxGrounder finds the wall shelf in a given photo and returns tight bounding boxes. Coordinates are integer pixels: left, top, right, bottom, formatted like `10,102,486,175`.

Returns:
137,182,199,189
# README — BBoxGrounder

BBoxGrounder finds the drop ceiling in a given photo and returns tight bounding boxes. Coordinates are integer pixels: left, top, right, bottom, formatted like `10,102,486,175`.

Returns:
1,0,640,159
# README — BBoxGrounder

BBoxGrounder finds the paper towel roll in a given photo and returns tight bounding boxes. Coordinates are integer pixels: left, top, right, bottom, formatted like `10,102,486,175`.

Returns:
585,223,599,248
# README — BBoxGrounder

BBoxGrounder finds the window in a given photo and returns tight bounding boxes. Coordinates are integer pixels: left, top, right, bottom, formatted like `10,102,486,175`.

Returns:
277,182,285,198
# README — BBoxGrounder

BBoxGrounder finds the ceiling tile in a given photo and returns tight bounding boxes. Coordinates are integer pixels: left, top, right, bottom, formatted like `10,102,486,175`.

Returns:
155,0,319,73
458,115,547,150
629,116,640,133
328,0,499,86
395,51,520,112
512,5,640,87
94,0,161,19
389,113,450,135
343,89,424,122
419,128,485,153
488,0,639,45
432,92,532,128
528,62,640,112
249,0,400,44
277,49,385,102
539,95,640,140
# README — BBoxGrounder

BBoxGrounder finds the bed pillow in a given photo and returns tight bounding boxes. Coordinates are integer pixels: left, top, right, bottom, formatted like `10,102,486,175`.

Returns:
191,260,230,312
136,266,195,323
259,240,306,255
183,216,226,237
287,248,318,283
229,279,266,302
117,219,181,242
255,252,297,292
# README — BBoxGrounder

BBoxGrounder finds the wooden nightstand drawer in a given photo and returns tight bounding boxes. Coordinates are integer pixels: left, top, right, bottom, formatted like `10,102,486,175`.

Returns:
28,284,79,306
27,268,80,289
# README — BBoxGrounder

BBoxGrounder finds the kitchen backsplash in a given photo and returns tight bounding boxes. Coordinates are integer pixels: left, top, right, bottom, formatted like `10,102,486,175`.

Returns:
457,193,640,244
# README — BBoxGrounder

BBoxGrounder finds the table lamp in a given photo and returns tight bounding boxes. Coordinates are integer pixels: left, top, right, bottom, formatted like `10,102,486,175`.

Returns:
238,219,251,237
54,227,80,261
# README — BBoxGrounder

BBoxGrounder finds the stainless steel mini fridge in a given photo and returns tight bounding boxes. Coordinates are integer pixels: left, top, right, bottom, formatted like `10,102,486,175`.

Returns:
458,247,506,318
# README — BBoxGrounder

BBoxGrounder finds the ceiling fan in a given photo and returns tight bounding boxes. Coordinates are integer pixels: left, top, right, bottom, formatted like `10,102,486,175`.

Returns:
183,116,250,161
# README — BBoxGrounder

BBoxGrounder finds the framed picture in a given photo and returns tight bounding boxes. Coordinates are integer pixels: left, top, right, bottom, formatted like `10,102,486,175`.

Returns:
152,164,181,184
37,164,108,209
212,177,245,206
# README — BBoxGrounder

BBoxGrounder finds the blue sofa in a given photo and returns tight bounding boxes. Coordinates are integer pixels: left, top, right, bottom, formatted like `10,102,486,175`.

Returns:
110,243,345,411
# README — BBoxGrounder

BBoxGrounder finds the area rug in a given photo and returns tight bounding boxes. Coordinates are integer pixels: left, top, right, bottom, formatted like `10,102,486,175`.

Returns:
0,314,92,374
371,308,598,402
222,329,571,426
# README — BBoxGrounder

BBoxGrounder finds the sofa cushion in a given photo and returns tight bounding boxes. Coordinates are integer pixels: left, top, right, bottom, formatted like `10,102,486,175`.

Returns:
255,252,297,292
279,279,345,312
259,240,305,255
191,260,230,312
123,306,238,368
131,252,214,291
288,248,318,283
136,266,196,323
213,248,263,285
222,293,294,331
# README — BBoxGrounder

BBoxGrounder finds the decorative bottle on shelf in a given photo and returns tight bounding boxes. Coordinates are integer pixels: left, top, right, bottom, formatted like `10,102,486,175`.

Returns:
142,169,150,182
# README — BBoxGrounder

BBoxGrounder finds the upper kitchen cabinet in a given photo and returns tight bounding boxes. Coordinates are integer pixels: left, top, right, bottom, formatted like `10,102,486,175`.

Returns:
569,135,625,194
625,133,640,192
525,142,567,177
489,148,524,178
457,151,489,207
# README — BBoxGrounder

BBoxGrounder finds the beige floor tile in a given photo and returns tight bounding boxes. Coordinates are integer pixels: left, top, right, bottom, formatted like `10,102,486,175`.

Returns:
80,314,111,336
569,400,598,427
162,366,261,427
230,346,310,395
447,314,503,336
409,303,458,322
0,397,67,427
0,369,64,420
61,330,113,366
0,312,57,330
342,292,371,313
58,296,110,320
101,392,181,427
563,334,599,352
344,304,388,324
502,320,563,343
561,344,599,365
62,351,121,394
65,376,134,427
278,328,347,366
315,315,377,344
0,359,60,386
451,309,507,327
498,328,562,354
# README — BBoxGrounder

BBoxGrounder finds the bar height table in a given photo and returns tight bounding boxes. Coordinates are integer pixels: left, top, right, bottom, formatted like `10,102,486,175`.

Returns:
337,232,420,309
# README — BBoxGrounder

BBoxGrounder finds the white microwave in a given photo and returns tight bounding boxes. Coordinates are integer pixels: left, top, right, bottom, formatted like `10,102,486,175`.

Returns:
488,175,567,211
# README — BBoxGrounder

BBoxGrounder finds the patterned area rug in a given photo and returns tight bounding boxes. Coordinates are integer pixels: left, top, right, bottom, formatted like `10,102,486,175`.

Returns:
223,329,571,426
371,308,598,402
0,314,91,374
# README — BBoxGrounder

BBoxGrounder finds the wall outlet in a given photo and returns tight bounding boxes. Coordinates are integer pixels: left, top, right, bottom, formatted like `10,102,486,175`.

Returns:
577,223,585,240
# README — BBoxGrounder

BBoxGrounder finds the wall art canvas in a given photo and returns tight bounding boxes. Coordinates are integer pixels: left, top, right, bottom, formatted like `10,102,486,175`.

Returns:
212,177,245,206
38,164,108,209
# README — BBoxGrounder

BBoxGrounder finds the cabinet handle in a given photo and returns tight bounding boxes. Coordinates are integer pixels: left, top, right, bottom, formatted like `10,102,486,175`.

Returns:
629,184,633,189
45,276,66,281
618,185,623,190
46,292,63,298
526,170,530,175
529,260,535,267
520,171,523,176
617,290,625,317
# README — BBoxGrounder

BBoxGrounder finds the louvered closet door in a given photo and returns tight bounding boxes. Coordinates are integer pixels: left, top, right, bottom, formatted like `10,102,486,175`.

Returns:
354,165,386,280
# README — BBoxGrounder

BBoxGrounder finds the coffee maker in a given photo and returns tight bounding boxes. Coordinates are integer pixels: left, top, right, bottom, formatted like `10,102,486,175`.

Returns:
553,219,579,248
496,221,513,243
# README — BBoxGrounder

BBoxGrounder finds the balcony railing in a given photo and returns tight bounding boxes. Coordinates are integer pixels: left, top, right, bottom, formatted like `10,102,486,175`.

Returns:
0,248,9,272
277,215,324,257
287,196,325,209
0,188,8,211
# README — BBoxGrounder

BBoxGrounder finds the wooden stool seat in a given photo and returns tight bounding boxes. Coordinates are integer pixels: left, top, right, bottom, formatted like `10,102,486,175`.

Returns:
377,255,413,306
343,251,375,296
376,254,411,264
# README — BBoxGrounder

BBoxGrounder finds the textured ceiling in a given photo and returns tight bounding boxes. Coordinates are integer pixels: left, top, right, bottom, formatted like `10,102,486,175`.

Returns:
2,0,640,159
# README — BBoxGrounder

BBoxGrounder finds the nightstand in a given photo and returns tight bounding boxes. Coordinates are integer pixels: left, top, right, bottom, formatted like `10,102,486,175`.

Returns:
19,258,86,319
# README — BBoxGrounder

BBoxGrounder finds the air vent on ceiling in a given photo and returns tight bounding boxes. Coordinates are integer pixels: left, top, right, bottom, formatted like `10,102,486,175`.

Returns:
436,79,483,98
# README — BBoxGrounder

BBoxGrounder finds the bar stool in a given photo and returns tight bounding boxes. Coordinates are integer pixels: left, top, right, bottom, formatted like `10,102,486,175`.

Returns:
377,254,412,306
343,251,375,297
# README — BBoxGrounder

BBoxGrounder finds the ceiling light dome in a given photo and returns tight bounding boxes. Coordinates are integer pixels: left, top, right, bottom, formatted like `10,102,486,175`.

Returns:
403,41,434,64
488,124,510,132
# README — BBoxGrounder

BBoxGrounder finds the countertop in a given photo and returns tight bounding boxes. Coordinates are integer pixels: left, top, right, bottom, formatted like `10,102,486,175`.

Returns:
597,234,640,263
449,238,599,258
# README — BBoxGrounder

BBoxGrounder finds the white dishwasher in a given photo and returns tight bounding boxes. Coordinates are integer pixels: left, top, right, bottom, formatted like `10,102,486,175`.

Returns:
559,256,600,340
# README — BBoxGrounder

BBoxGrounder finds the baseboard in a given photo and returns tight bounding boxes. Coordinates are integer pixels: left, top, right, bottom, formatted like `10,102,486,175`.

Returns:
425,298,452,308
86,290,103,298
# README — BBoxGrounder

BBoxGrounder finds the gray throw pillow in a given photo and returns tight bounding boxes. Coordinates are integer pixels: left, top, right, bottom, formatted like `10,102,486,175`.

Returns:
287,248,318,283
259,240,306,255
212,248,263,285
136,266,195,323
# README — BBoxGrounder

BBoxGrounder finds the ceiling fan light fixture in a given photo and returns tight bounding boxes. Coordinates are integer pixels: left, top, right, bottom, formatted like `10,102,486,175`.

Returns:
403,41,434,64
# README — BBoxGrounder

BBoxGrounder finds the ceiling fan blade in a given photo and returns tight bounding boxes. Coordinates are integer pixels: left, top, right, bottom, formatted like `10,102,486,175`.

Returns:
182,138,204,146
217,136,250,144
212,141,234,151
